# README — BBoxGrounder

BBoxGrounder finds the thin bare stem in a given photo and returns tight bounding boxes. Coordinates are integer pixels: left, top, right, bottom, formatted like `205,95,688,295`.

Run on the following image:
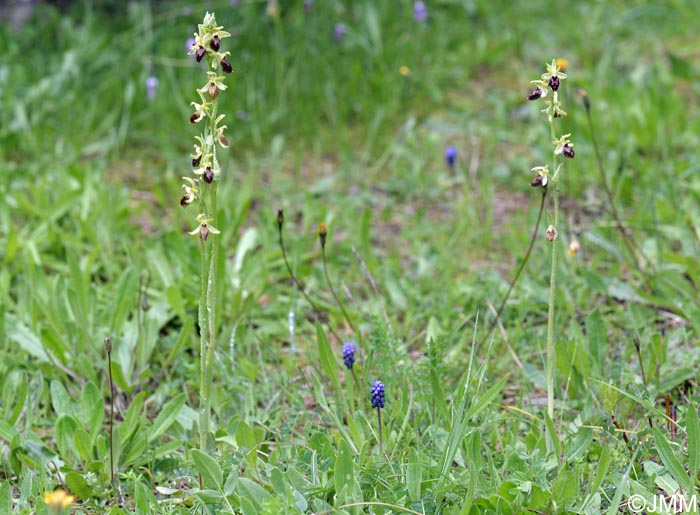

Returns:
277,220,343,344
321,245,362,352
584,96,651,271
104,337,115,488
476,189,547,346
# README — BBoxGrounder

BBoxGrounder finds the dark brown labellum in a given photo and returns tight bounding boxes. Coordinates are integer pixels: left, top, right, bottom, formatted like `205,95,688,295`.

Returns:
527,88,544,101
530,175,544,187
192,155,202,167
195,46,207,62
204,167,214,184
563,144,575,159
210,35,221,51
200,224,210,241
190,112,199,124
220,58,233,73
180,195,190,207
219,134,229,147
549,76,560,91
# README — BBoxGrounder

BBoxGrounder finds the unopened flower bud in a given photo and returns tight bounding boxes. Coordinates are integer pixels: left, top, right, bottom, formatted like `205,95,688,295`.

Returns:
549,75,560,91
104,336,112,353
220,58,233,73
277,209,284,230
546,225,558,242
203,167,214,184
195,46,207,62
562,143,575,159
210,35,221,51
568,239,580,256
318,223,327,248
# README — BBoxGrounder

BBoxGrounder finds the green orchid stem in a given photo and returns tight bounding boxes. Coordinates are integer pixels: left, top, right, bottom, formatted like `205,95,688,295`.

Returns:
198,235,209,452
545,113,559,455
377,408,383,454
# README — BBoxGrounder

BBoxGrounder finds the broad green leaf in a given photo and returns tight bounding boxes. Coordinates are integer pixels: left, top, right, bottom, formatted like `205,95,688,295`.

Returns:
652,427,693,494
148,393,185,443
237,477,271,513
191,449,223,489
74,428,92,462
7,315,49,362
65,471,91,500
687,405,700,479
334,438,354,497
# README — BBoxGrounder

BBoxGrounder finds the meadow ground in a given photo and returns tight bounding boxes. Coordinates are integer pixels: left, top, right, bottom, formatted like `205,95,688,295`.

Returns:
2,1,700,513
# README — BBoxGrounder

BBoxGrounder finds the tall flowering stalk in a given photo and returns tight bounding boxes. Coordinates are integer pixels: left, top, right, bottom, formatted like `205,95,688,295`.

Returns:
182,12,232,450
528,60,574,434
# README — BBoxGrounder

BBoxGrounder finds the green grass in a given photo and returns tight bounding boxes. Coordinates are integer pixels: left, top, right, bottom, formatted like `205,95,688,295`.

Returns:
2,0,700,513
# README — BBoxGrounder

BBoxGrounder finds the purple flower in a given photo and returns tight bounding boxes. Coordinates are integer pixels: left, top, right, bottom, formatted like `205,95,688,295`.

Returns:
413,1,428,22
333,23,346,42
371,380,385,409
342,342,355,370
445,146,457,168
304,0,313,13
145,76,159,101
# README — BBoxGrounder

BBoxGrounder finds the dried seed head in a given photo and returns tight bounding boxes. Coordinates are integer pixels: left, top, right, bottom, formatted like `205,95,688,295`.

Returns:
195,46,207,62
549,75,560,91
220,58,233,73
210,35,221,51
203,167,214,184
546,225,558,242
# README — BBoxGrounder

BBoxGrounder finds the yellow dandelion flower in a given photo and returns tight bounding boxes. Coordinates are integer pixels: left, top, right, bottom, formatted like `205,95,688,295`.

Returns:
399,65,410,76
44,489,74,512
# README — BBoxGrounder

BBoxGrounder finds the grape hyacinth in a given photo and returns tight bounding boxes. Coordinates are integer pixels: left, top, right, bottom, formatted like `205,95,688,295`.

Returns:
333,23,346,42
413,1,427,22
371,380,385,409
342,342,355,370
145,75,159,101
445,145,457,168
